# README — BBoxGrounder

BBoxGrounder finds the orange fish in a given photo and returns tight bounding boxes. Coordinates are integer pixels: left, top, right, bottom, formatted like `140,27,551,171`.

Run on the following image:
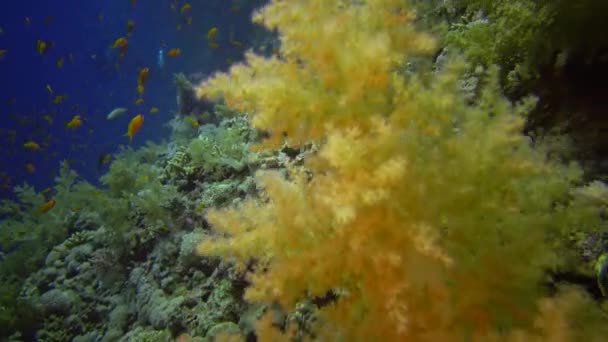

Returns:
125,114,144,142
39,199,56,213
24,163,35,174
65,115,82,129
180,3,192,14
112,37,128,49
137,67,149,95
126,20,135,35
167,48,180,57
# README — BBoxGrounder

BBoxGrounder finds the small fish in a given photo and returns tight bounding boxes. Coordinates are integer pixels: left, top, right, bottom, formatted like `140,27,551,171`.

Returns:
207,27,218,40
25,17,31,27
126,20,135,35
24,163,35,174
23,141,41,150
112,37,128,49
208,41,219,49
106,107,127,120
97,153,112,169
36,39,51,54
39,199,56,213
229,31,243,47
149,107,159,113
130,0,136,6
125,114,144,142
46,84,54,94
0,49,6,61
167,48,180,57
157,48,165,68
135,98,144,105
52,94,66,104
180,3,192,14
56,56,64,68
65,115,82,129
137,67,149,95
44,16,54,25
185,116,199,128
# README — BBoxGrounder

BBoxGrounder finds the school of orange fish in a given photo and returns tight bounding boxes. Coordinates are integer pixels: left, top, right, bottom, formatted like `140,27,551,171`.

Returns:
0,0,248,209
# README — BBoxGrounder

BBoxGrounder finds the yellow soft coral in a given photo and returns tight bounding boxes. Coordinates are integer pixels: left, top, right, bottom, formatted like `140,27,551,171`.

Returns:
197,0,607,340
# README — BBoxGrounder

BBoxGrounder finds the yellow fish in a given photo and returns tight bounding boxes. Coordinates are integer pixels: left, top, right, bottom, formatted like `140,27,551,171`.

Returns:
185,116,199,128
23,141,41,150
36,39,51,54
180,3,192,14
207,27,218,40
149,107,159,113
65,115,82,129
52,94,66,104
126,20,135,35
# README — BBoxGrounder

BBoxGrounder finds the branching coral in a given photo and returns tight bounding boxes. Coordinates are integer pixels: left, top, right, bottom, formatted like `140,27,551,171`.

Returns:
196,0,607,340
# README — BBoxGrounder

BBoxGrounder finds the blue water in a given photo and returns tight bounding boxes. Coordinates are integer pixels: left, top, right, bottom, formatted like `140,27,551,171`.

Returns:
0,0,264,196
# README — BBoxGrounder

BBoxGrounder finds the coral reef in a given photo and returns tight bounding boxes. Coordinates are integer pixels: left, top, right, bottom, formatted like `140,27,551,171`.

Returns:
0,0,607,341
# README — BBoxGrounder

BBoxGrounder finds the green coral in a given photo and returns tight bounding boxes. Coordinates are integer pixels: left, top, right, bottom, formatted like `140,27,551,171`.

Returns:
187,120,250,176
100,146,162,197
0,164,95,339
440,0,608,90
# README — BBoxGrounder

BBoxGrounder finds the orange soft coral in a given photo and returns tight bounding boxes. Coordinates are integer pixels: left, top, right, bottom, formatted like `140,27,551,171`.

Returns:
196,0,607,340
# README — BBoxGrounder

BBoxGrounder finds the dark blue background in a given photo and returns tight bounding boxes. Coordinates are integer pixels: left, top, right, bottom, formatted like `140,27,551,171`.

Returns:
0,0,265,197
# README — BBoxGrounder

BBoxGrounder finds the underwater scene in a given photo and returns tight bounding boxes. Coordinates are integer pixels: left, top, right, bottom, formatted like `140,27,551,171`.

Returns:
1,0,608,340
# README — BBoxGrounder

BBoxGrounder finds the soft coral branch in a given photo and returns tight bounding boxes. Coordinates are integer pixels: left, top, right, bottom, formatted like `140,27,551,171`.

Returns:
196,0,608,340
